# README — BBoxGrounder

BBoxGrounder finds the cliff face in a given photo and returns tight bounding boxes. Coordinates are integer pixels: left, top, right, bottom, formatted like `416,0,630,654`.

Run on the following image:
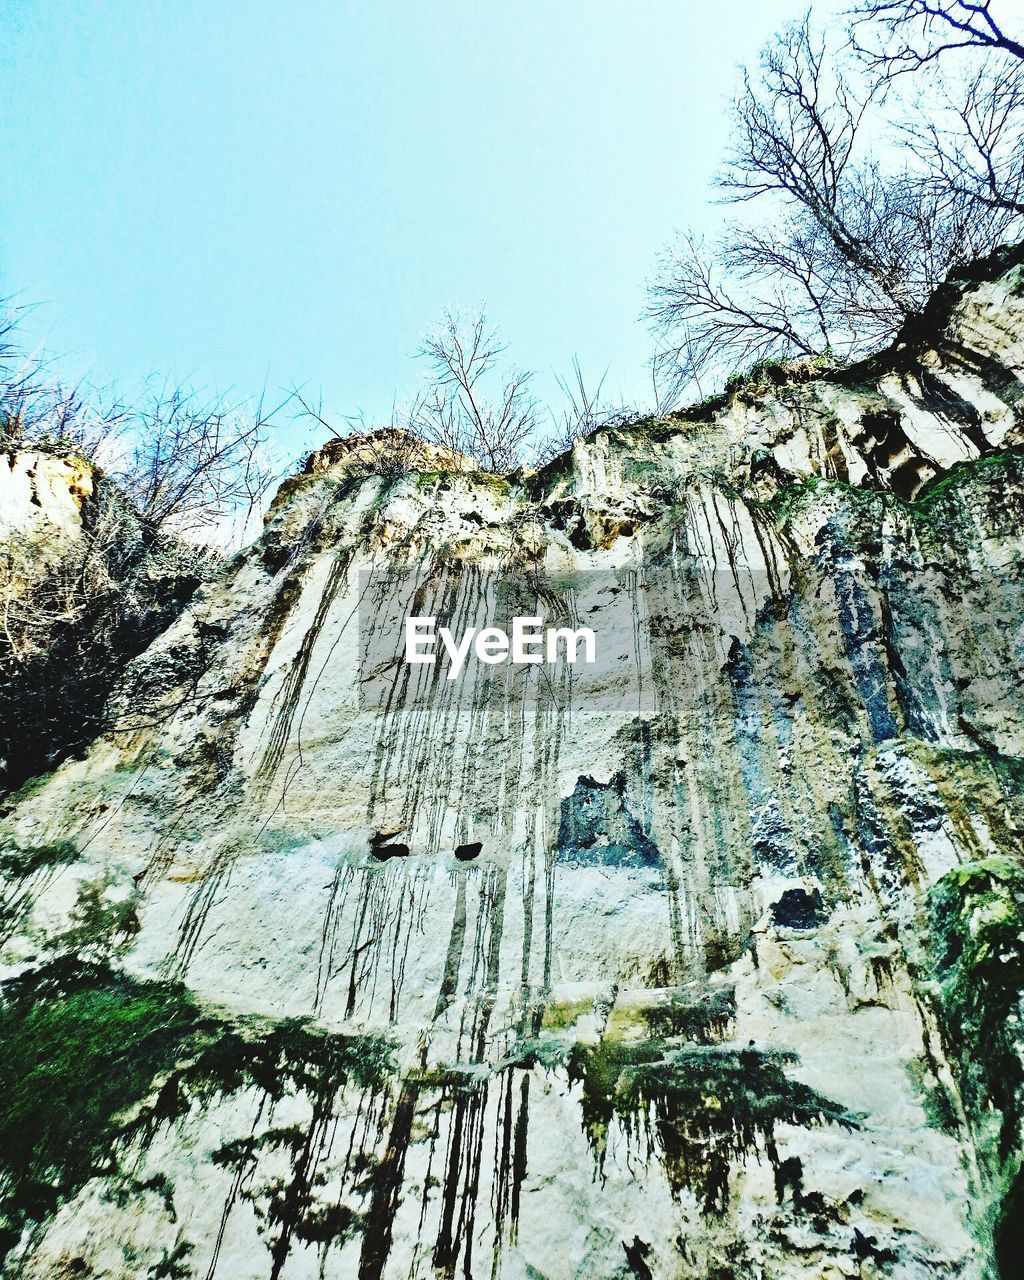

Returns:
0,448,93,565
0,451,209,793
2,246,1024,1280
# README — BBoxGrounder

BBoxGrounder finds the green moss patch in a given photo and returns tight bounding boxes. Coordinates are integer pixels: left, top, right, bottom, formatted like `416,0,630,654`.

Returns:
911,449,1024,515
0,959,395,1263
905,1056,960,1135
749,442,1024,537
640,987,736,1042
928,856,1024,1160
926,856,1024,1270
0,838,79,881
567,1037,856,1211
540,995,592,1031
0,960,199,1253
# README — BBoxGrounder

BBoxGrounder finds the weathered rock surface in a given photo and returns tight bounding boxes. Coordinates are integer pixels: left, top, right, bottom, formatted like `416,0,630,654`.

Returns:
0,449,211,792
0,448,93,568
2,245,1024,1279
0,446,93,529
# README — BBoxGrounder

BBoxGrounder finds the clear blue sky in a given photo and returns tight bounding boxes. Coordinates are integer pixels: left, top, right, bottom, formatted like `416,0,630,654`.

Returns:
1,0,803,455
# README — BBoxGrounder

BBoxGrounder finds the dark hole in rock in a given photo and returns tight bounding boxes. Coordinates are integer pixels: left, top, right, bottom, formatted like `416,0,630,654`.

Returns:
771,887,826,930
888,456,932,501
370,831,410,861
454,841,482,862
860,409,906,465
802,1190,829,1219
774,1155,803,1208
567,519,592,552
371,842,409,861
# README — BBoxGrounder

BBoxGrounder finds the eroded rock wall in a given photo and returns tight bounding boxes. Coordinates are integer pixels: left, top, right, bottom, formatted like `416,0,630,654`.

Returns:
2,247,1024,1280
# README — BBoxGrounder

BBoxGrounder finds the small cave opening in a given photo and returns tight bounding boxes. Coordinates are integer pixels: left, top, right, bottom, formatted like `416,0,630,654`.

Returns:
454,841,482,862
770,887,826,930
996,1165,1024,1280
370,831,410,861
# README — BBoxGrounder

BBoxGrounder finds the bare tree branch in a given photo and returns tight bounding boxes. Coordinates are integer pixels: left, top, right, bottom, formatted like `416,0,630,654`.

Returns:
648,9,1024,403
405,308,539,472
851,0,1024,75
902,60,1024,216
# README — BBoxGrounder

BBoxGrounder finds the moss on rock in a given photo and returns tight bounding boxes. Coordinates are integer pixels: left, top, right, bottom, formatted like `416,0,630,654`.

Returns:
928,856,1024,1158
0,959,395,1263
566,1036,856,1211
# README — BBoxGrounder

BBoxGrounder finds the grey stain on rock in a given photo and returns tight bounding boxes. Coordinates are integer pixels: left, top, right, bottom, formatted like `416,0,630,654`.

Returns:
556,773,659,868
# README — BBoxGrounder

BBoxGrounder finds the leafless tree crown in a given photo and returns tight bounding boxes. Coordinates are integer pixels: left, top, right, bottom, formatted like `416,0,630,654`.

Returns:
850,1,1024,73
0,316,282,539
109,382,278,536
402,308,539,472
649,4,1024,403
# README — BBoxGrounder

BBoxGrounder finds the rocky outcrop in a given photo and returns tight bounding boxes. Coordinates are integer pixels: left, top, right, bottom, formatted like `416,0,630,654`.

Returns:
0,450,211,792
0,448,93,569
1,246,1024,1279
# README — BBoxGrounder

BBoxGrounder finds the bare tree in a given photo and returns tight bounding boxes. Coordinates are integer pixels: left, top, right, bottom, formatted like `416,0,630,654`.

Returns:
0,307,283,539
293,349,636,475
902,59,1024,218
648,11,1024,402
405,308,538,472
724,23,893,295
851,0,1023,74
650,19,903,395
0,317,126,461
110,382,280,536
650,221,859,400
532,357,616,464
850,1,1024,218
0,314,287,790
